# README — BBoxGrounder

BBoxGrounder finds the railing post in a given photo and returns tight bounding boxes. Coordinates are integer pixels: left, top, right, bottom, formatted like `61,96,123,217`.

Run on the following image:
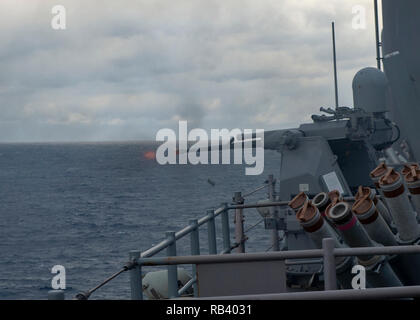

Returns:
207,209,217,254
268,175,280,251
220,203,231,253
322,238,337,290
129,250,143,300
234,192,245,253
189,219,200,297
166,231,179,298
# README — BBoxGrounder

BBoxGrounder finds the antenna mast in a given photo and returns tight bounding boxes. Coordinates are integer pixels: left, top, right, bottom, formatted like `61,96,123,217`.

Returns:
332,22,339,109
374,0,382,70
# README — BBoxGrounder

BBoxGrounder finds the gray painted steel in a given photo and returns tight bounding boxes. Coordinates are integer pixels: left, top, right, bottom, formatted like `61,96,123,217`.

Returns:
354,202,397,246
234,192,245,253
278,136,351,199
196,260,286,297
382,0,420,161
322,238,337,290
135,241,420,300
166,231,179,298
189,219,200,296
389,240,420,286
406,179,420,215
207,210,217,255
364,256,403,288
140,205,225,258
376,199,393,228
129,251,142,300
268,175,280,251
138,245,420,266
381,178,420,242
185,285,420,300
329,202,376,261
352,67,388,113
220,205,231,254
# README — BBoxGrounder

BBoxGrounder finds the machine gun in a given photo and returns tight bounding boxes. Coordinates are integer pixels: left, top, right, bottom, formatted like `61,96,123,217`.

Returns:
312,106,365,122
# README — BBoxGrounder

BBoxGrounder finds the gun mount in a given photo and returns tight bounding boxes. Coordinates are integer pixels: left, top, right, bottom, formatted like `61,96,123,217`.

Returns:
236,67,402,201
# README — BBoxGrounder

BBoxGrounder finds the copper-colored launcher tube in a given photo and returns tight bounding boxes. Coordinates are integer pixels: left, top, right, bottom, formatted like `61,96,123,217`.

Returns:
352,196,397,246
329,201,403,288
295,200,353,288
380,168,420,243
328,201,376,262
404,167,420,219
355,185,393,228
370,162,389,190
296,201,344,262
288,192,309,213
401,163,420,176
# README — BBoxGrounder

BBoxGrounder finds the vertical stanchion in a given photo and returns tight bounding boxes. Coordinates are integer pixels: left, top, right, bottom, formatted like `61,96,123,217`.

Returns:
268,175,280,251
234,192,245,253
220,203,231,253
189,219,200,297
207,209,217,254
129,250,143,300
166,231,179,298
322,238,337,290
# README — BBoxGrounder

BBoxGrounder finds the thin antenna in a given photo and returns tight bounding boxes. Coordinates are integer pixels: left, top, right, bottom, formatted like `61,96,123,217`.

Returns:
332,22,339,109
374,0,382,70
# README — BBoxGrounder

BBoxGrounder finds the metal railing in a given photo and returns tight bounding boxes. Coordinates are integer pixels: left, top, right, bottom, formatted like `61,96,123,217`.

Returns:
70,177,277,300
68,174,406,300
141,204,231,259
129,238,420,300
133,182,276,299
140,204,231,299
132,176,282,298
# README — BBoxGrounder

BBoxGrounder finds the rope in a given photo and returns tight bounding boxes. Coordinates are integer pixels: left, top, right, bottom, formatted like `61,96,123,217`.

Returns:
265,236,282,252
265,244,275,252
244,218,264,233
229,236,249,251
242,183,268,198
74,260,137,300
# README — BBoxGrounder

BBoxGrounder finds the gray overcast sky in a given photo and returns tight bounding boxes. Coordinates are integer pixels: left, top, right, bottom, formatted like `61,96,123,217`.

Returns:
0,0,379,142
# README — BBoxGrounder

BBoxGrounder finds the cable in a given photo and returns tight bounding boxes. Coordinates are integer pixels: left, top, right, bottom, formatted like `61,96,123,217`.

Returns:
244,219,264,233
389,122,401,144
74,260,137,300
374,119,401,150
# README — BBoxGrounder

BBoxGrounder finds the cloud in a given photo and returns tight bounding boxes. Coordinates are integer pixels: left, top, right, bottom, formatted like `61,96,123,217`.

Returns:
0,0,378,142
